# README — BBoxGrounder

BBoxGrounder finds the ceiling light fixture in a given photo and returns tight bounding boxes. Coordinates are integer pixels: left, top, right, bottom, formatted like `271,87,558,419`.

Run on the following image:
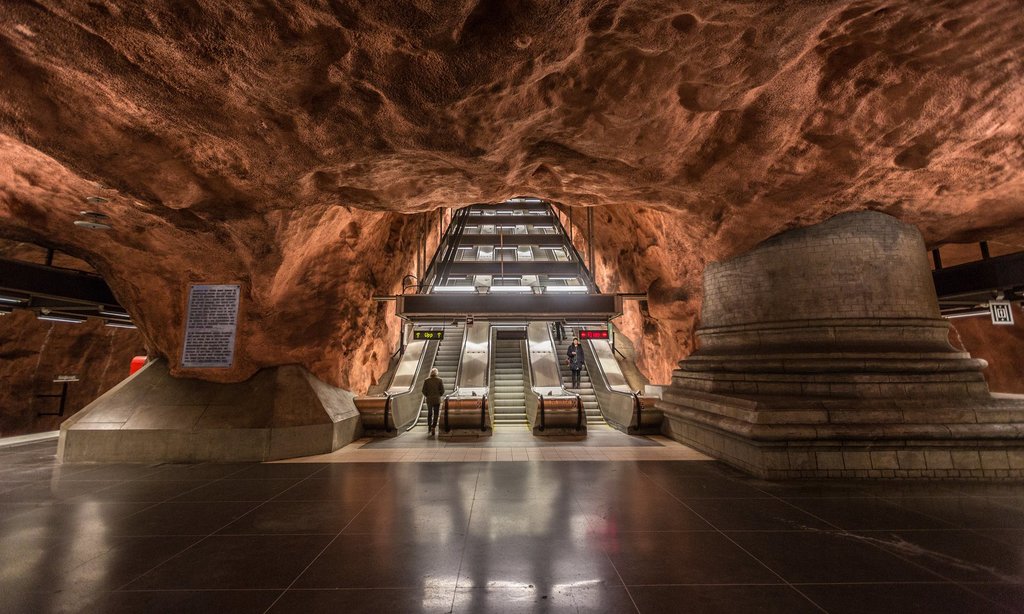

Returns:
37,313,86,324
85,196,109,204
79,211,110,220
0,293,29,304
73,220,111,230
104,321,137,329
98,308,130,318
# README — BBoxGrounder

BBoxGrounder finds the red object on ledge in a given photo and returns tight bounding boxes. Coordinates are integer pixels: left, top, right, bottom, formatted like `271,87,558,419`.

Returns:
129,356,147,375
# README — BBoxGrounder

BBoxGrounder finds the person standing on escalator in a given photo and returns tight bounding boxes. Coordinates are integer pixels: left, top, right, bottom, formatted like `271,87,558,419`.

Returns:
422,368,445,436
567,337,584,389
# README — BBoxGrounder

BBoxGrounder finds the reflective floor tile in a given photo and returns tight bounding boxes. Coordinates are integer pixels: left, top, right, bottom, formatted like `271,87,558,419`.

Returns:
86,589,281,614
681,497,832,531
294,532,464,589
600,531,779,586
797,583,1008,614
451,585,638,613
127,534,332,590
457,536,621,589
218,499,366,535
628,585,821,614
174,479,302,502
726,531,942,583
269,587,456,614
781,497,956,530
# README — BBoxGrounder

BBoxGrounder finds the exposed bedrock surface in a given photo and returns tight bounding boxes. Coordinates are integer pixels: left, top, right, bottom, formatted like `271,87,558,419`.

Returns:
1,1,1023,390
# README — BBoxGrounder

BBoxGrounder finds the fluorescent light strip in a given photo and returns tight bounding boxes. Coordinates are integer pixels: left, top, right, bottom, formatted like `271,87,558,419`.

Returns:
105,321,137,329
544,286,589,293
99,309,130,318
0,295,28,304
433,286,475,293
37,314,86,324
489,286,532,293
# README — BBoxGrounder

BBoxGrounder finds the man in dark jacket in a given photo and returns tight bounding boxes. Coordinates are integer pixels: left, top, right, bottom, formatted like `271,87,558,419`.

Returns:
567,338,584,389
422,368,445,435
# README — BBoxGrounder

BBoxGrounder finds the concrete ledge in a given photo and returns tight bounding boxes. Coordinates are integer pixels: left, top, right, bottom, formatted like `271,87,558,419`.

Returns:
58,360,362,463
661,398,1024,480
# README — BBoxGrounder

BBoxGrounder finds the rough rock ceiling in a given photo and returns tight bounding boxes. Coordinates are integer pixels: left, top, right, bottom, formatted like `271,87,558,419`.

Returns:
0,1,1022,388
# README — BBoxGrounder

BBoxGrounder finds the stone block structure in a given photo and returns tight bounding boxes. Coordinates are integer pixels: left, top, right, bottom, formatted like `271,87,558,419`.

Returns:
58,360,362,463
659,211,1024,479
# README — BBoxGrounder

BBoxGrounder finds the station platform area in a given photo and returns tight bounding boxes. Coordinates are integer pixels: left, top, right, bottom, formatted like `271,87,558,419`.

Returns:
3,439,1024,613
284,424,708,463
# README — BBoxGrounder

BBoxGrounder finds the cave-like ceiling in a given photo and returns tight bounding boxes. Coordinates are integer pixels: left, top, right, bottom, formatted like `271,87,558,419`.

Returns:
1,1,1022,388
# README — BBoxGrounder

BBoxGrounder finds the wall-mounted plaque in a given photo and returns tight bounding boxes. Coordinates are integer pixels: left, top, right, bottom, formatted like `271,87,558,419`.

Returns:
181,284,240,368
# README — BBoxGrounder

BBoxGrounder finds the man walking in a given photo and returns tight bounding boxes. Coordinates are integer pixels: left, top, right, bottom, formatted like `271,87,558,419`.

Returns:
567,337,584,389
422,368,444,435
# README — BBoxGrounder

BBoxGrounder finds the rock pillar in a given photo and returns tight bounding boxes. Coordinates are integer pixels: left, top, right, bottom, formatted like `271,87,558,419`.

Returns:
659,212,1024,479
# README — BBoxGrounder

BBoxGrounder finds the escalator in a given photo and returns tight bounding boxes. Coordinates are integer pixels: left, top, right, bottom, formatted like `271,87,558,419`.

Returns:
553,327,604,425
414,322,465,428
491,338,528,426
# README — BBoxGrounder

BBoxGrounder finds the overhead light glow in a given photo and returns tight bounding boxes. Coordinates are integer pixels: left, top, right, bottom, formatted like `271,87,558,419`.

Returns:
85,196,110,204
0,294,29,304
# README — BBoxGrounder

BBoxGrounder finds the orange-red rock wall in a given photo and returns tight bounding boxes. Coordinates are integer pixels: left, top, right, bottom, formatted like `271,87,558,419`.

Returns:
1,1,1023,393
950,304,1024,394
0,310,145,437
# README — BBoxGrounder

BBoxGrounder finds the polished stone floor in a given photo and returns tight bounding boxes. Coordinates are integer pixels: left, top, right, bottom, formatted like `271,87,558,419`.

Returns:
2,439,1024,613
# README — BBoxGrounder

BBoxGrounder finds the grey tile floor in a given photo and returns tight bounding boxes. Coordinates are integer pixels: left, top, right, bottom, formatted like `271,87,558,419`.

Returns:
362,424,663,448
1,439,1023,613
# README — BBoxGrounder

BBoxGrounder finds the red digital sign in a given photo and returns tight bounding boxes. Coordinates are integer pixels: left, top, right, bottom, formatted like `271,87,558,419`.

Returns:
578,329,609,340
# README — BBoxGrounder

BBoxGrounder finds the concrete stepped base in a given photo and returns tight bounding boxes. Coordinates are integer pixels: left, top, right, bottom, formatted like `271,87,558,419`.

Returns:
659,212,1024,479
58,360,361,463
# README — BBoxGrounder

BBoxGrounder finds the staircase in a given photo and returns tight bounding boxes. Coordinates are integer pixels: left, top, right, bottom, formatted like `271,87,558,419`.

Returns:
553,327,604,424
491,338,529,426
415,323,465,426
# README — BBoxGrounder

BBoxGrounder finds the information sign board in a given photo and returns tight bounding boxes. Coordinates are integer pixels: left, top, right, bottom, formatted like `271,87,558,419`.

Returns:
181,284,240,368
578,329,610,340
413,329,445,341
991,301,1015,326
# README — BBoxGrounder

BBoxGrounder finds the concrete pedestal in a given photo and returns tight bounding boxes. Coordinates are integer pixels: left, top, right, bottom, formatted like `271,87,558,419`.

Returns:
58,360,362,463
658,212,1024,479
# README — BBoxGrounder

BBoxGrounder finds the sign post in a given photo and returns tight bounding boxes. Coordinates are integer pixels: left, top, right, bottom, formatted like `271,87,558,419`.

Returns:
37,375,79,417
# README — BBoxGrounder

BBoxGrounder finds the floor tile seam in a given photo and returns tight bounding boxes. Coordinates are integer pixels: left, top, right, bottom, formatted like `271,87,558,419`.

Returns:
591,513,643,614
450,468,485,613
637,466,830,613
941,577,1023,612
805,524,996,591
259,479,394,614
748,491,846,532
784,580,1017,586
879,494,976,530
113,465,334,592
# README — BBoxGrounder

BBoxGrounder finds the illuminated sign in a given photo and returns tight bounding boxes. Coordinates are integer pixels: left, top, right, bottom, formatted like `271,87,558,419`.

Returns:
578,329,609,340
413,329,445,341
